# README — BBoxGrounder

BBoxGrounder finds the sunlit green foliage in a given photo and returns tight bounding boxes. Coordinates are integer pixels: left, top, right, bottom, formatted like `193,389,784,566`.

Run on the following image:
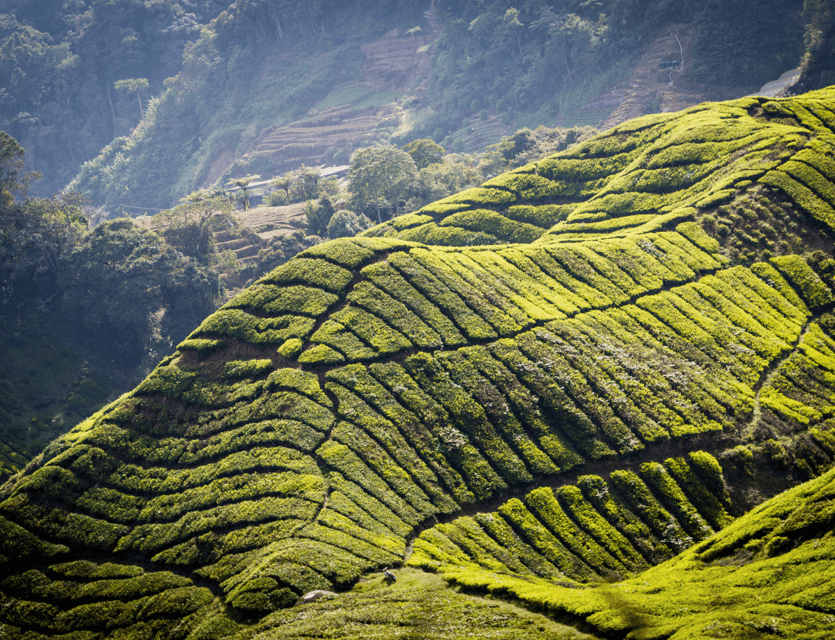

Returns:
436,465,835,640
3,89,835,639
402,139,446,170
410,451,732,582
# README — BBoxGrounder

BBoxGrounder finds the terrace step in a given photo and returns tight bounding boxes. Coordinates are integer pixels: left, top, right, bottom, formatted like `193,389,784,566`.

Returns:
216,238,251,251
598,23,702,130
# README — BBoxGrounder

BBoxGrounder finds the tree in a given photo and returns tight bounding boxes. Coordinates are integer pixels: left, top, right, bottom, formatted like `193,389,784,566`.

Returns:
226,174,261,210
327,209,372,239
0,133,29,301
293,165,322,202
402,138,446,169
407,155,480,211
468,4,526,63
160,187,234,263
493,128,536,164
794,0,835,92
0,131,33,208
11,193,88,301
304,195,335,236
0,133,83,308
504,125,597,168
59,218,220,367
348,145,418,223
270,173,294,204
114,78,150,119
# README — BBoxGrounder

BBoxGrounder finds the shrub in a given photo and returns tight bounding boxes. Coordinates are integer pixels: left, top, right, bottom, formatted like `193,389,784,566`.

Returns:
328,210,373,239
221,359,273,380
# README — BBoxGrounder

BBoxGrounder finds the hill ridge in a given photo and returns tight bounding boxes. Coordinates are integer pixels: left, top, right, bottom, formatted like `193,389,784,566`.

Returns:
2,88,835,639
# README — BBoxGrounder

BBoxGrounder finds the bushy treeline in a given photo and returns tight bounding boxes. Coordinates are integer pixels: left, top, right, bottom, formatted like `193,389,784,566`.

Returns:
0,132,224,474
793,0,835,93
255,125,596,239
413,0,806,140
1,0,425,204
0,0,231,196
1,133,222,364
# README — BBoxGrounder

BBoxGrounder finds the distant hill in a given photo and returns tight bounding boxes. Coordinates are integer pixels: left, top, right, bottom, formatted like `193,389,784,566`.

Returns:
2,87,835,639
3,0,821,210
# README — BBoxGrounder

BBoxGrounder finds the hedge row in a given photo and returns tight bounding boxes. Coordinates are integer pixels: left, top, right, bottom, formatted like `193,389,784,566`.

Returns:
409,451,730,582
295,228,723,365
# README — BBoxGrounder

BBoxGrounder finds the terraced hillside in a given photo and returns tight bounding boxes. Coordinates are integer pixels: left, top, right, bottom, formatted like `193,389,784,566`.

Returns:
217,25,437,183
2,88,835,639
245,104,400,175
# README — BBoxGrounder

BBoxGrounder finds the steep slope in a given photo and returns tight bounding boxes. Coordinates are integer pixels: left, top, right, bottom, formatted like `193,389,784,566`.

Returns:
2,88,835,639
370,90,835,249
217,463,835,640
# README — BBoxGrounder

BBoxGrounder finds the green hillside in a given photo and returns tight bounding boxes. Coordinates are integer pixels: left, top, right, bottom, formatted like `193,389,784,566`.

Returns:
2,88,835,639
411,462,835,639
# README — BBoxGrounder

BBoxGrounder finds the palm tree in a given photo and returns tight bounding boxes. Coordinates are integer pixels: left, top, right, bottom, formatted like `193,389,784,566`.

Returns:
270,174,294,204
225,174,261,210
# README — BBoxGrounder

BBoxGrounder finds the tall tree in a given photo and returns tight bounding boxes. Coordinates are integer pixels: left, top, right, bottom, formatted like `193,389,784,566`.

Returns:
296,165,322,201
403,138,446,169
0,132,86,309
114,78,150,119
226,174,261,210
327,209,371,239
304,195,335,236
348,145,417,223
0,131,29,207
270,173,294,204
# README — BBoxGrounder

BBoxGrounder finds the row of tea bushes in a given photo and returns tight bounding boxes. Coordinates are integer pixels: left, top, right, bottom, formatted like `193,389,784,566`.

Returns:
3,90,835,638
365,93,835,246
435,465,835,640
0,558,213,638
759,318,835,431
3,246,821,633
293,230,724,365
408,451,731,582
178,224,725,368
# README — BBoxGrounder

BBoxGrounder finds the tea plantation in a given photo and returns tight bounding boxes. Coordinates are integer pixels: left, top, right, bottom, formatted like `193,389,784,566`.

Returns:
2,88,835,639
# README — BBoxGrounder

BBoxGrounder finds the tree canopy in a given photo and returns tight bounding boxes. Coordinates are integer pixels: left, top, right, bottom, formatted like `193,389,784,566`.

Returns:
226,174,261,210
327,209,371,239
402,138,446,169
114,78,150,118
348,145,417,223
0,131,28,206
58,218,220,366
